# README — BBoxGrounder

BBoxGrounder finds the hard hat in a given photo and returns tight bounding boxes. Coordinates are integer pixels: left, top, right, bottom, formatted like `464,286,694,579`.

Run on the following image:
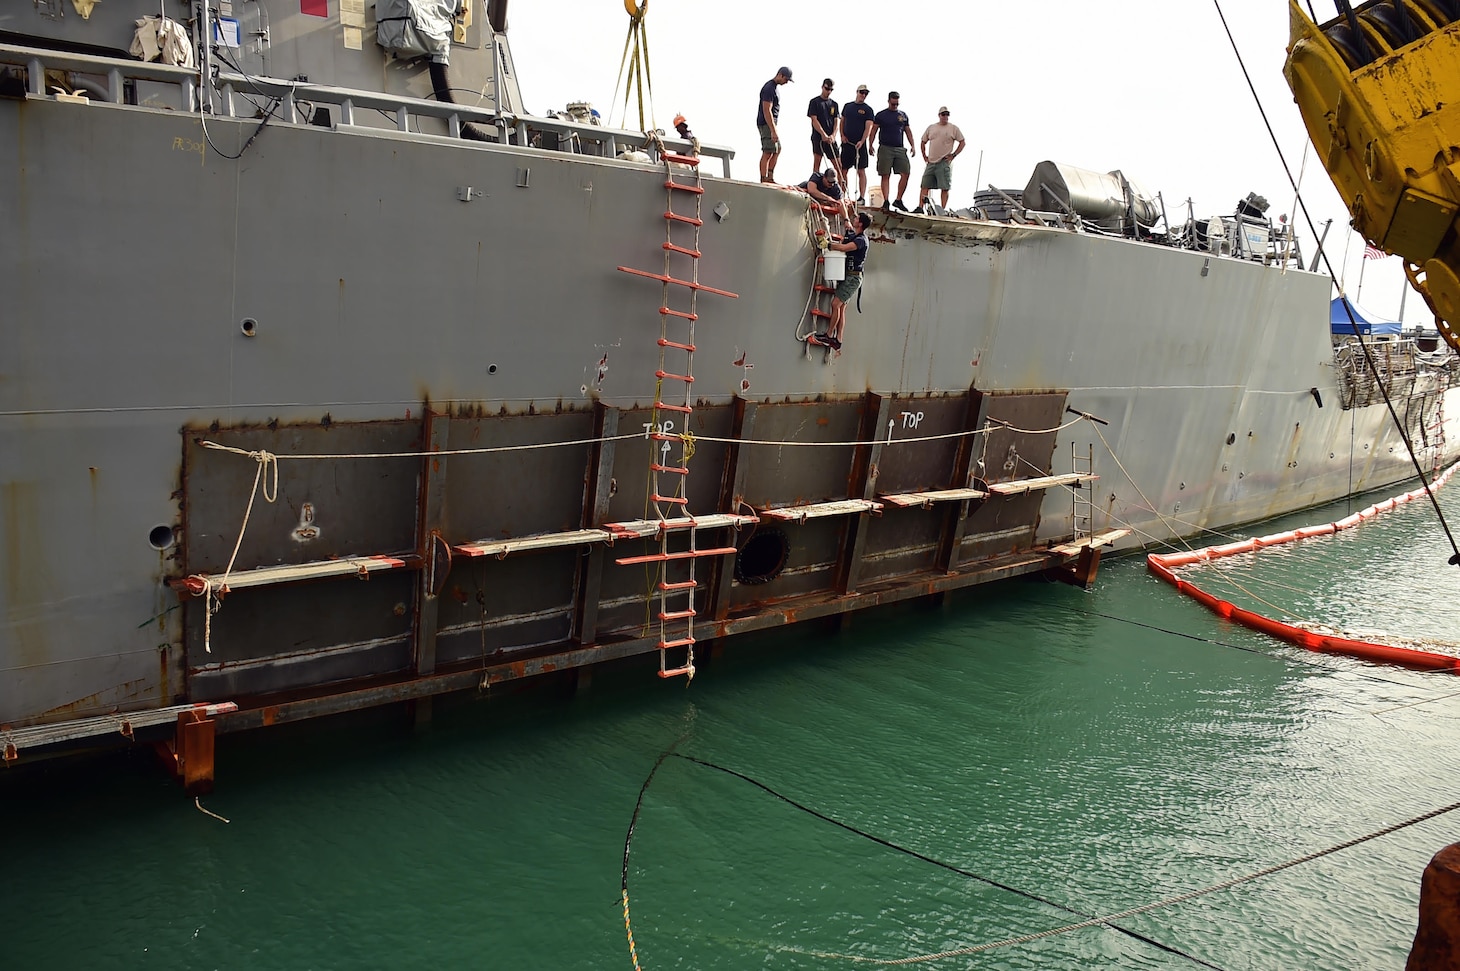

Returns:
673,114,687,127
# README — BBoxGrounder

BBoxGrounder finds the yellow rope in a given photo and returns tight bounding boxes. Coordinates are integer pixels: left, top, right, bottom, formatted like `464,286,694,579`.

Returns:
622,889,644,971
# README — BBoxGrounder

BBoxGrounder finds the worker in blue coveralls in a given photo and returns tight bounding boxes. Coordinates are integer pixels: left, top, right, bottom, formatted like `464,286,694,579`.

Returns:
758,66,793,184
809,211,871,354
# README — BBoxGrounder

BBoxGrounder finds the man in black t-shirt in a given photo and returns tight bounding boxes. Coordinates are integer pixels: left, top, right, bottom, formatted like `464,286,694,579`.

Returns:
807,78,839,177
840,84,875,205
869,91,915,212
757,66,793,183
798,168,849,220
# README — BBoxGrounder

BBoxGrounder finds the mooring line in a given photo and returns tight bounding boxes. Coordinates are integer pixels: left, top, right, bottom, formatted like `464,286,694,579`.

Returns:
625,743,1460,967
621,713,698,971
194,797,230,824
670,754,1229,970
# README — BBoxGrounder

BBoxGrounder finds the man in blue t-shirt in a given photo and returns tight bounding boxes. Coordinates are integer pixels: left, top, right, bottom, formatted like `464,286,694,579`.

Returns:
809,211,872,353
840,84,875,205
757,66,793,184
869,91,915,212
807,78,839,178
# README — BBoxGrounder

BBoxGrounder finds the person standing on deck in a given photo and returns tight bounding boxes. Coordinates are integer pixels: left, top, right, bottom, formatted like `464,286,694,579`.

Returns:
758,66,793,183
869,92,914,211
807,78,840,177
915,107,965,212
840,84,875,205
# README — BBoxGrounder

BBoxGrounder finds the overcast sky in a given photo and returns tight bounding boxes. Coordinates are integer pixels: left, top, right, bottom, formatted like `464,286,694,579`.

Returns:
509,0,1422,324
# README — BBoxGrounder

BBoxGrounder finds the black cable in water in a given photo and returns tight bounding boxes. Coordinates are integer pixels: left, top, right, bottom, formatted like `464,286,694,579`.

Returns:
620,726,695,971
628,749,1229,971
622,731,690,893
1053,602,1432,690
1210,0,1460,569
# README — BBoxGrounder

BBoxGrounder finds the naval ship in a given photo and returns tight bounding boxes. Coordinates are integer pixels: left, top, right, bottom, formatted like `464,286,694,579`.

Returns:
3,0,1457,781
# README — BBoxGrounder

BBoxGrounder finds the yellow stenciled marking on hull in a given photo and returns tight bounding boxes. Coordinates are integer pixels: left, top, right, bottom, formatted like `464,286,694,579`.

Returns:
171,136,205,157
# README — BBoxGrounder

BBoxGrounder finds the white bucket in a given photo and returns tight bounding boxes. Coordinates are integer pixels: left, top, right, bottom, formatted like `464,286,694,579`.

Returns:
822,249,846,283
869,186,884,208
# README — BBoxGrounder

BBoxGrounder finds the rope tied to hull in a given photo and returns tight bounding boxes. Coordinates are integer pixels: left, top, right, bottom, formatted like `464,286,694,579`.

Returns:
184,448,278,653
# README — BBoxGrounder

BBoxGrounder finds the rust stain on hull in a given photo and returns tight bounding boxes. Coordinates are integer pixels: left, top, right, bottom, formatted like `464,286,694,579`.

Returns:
3,481,52,673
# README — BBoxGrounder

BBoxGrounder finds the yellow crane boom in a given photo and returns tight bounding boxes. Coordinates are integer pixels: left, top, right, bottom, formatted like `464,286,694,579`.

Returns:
1285,0,1460,348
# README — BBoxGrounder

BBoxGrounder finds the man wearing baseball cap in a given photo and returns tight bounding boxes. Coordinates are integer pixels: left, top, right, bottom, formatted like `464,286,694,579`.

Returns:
869,91,915,212
916,105,966,213
840,84,875,205
807,78,840,177
757,66,793,184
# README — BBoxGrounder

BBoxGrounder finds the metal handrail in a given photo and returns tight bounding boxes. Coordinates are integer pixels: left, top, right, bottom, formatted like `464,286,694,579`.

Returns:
0,41,735,178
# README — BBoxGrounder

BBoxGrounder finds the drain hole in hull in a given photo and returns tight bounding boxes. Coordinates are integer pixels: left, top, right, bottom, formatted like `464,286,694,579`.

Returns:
735,529,789,585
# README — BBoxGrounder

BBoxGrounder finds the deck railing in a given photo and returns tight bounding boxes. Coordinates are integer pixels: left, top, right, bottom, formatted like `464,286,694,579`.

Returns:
0,42,734,178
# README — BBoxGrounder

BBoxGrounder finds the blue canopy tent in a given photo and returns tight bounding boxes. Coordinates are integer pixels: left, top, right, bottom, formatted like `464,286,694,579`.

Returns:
1330,296,1402,337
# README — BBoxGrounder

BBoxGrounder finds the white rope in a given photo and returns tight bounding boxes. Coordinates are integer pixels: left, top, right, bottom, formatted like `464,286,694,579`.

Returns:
195,796,231,823
186,449,278,653
691,414,1086,449
198,434,643,461
196,415,1091,463
796,204,831,343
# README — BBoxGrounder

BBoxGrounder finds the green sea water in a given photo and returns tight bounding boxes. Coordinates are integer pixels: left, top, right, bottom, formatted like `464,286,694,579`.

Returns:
6,487,1460,971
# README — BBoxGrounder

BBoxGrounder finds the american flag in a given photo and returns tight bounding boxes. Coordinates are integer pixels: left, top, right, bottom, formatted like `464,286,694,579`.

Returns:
1363,243,1387,260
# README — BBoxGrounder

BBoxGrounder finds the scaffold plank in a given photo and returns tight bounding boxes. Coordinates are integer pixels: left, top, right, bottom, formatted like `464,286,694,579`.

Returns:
759,499,882,524
1048,528,1131,556
988,472,1097,496
2,702,238,759
176,555,410,593
456,529,608,558
880,486,990,508
457,513,758,559
603,513,758,540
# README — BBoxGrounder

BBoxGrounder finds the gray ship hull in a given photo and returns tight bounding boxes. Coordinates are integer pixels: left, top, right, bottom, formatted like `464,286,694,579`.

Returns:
3,40,1456,758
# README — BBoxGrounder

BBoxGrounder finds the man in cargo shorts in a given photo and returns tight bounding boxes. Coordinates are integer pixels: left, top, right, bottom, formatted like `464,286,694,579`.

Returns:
916,106,965,212
810,211,872,353
870,92,914,211
757,66,793,183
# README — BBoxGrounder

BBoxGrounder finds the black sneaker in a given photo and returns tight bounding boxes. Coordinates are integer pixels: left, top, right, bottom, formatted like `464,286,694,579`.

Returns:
880,201,891,213
856,196,866,206
892,199,908,212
